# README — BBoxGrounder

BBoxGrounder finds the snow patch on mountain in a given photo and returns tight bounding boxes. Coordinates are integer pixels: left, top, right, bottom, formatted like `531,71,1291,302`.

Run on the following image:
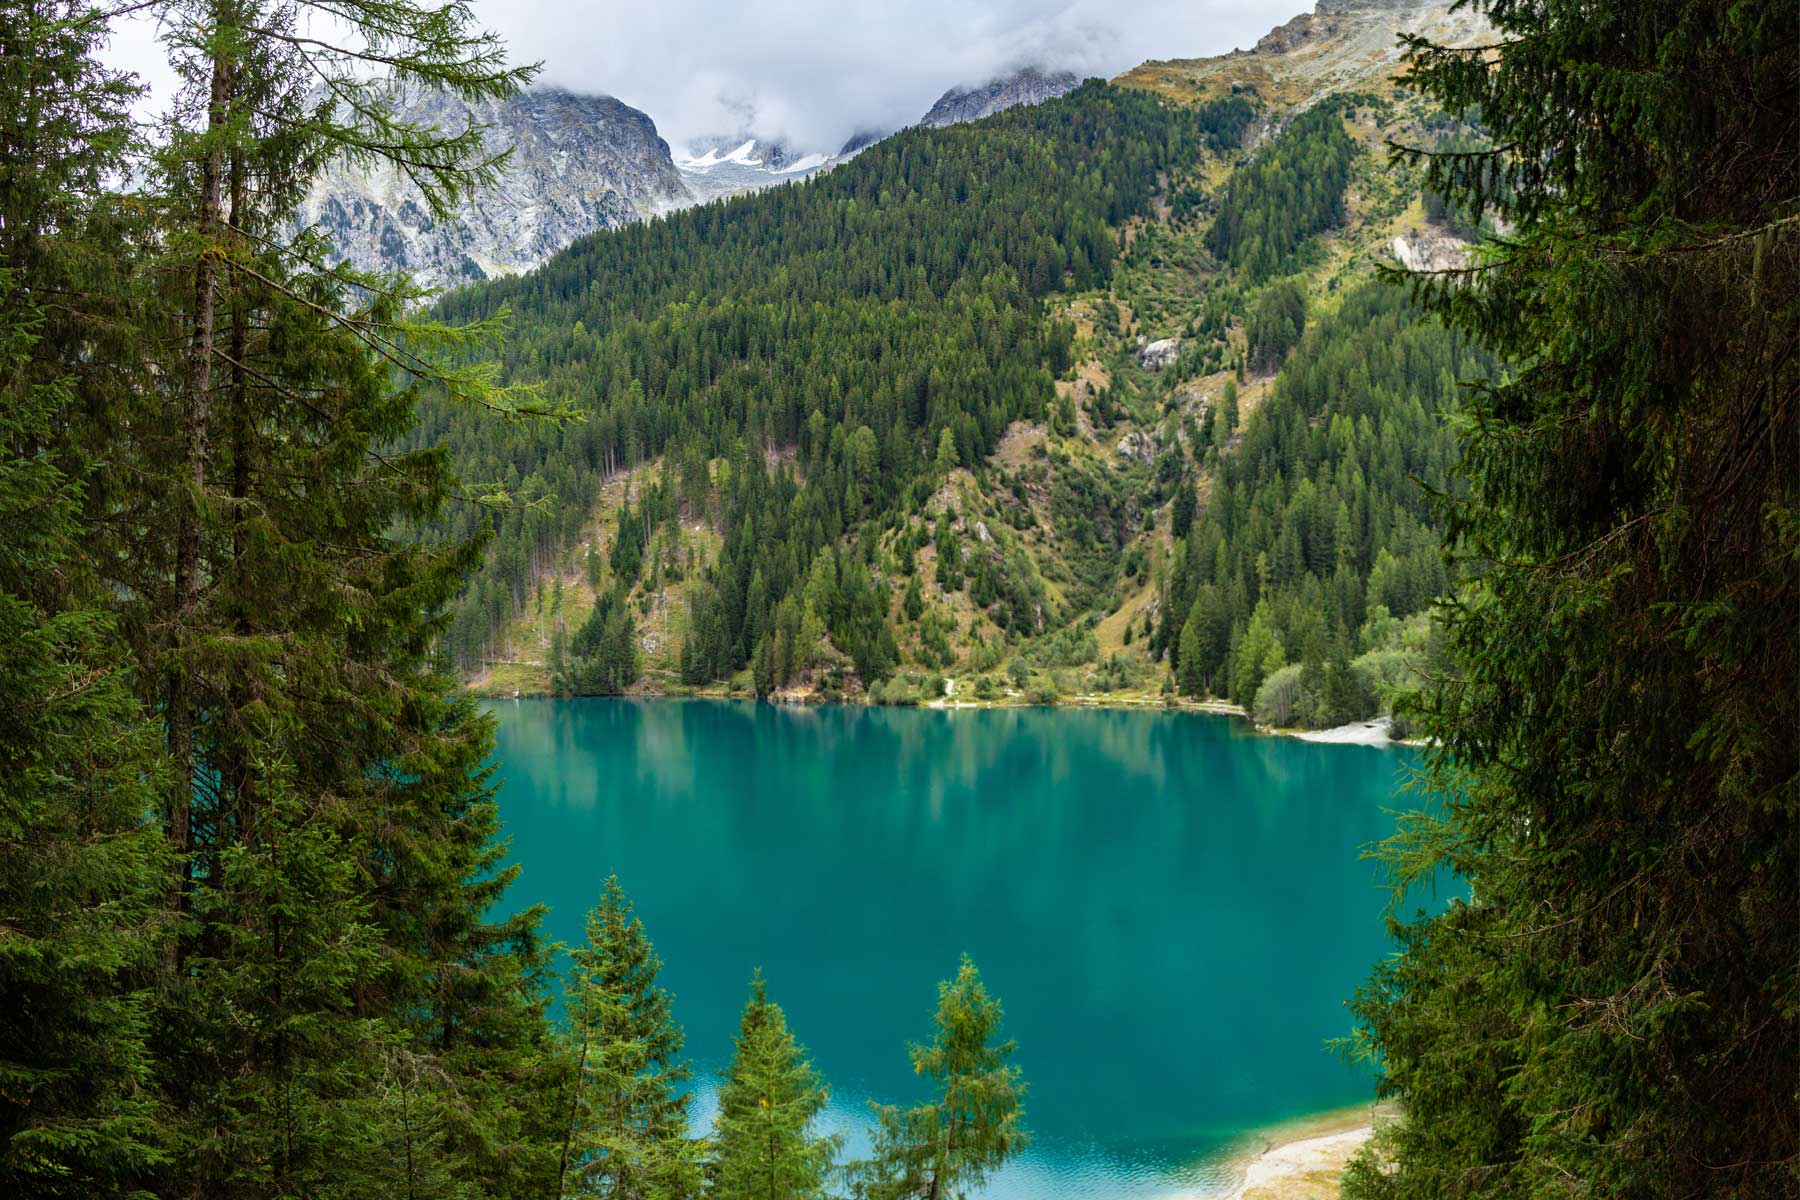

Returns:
675,132,839,202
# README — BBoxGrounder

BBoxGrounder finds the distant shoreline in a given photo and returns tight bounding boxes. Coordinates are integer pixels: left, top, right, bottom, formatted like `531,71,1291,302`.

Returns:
474,684,1414,747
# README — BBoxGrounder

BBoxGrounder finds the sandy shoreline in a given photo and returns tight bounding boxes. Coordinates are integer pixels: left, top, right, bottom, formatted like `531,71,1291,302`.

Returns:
1212,1104,1391,1200
1286,717,1393,746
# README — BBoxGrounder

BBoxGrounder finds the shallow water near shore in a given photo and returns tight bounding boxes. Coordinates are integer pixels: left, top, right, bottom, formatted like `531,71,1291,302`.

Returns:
486,697,1429,1198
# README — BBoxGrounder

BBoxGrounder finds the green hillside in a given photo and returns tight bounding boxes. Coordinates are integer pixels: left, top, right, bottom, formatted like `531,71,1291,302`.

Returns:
430,78,1483,727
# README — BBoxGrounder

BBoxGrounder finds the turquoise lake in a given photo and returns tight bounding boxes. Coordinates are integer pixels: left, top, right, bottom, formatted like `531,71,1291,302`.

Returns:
487,698,1428,1197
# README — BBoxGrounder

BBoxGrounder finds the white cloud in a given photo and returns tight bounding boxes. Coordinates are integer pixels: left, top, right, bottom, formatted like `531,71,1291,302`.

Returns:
100,0,1302,152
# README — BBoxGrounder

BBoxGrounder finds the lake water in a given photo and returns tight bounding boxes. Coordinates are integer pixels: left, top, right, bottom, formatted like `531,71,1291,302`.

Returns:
487,698,1427,1198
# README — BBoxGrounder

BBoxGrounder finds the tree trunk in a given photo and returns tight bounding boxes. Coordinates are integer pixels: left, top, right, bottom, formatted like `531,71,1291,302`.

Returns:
226,143,255,855
556,977,593,1200
168,12,232,898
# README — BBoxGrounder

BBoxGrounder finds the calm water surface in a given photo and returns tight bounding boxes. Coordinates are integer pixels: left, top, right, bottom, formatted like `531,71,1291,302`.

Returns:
487,698,1426,1198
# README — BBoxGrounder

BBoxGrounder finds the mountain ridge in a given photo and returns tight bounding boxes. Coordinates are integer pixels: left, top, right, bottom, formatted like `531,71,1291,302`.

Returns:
300,87,692,289
919,66,1082,128
304,63,1101,286
1115,0,1488,109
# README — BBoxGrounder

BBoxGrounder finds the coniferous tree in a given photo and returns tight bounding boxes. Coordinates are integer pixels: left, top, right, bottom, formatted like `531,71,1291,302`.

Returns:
1244,281,1307,374
752,634,777,699
711,973,840,1199
1169,474,1196,541
0,8,172,1190
0,296,171,1197
564,588,642,694
1343,3,1799,1197
0,92,173,1197
857,956,1026,1200
902,575,924,623
1174,604,1207,698
1212,379,1237,452
560,877,699,1200
20,2,571,1194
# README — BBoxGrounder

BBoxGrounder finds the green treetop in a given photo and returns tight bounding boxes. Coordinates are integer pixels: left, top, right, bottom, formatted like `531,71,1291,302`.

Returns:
560,876,700,1200
857,956,1027,1200
712,972,842,1199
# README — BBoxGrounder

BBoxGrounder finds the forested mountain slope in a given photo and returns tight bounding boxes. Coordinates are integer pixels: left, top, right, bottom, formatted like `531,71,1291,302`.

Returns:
431,1,1494,727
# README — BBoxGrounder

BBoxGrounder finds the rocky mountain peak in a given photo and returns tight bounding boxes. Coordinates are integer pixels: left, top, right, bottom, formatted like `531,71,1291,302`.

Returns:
300,87,691,291
1316,0,1427,12
1117,0,1488,110
836,128,888,158
673,133,837,204
919,66,1082,128
682,132,818,172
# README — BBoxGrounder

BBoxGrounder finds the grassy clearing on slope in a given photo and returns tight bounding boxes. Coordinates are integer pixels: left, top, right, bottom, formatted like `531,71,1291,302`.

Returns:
465,461,722,697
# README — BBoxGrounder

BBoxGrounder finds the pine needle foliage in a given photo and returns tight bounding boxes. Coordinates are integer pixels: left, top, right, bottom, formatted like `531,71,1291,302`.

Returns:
559,876,701,1200
1343,2,1799,1197
711,972,841,1200
0,8,173,1190
856,956,1026,1200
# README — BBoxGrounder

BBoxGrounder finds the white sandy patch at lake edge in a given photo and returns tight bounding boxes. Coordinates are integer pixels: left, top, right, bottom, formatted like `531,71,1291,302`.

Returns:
1287,718,1392,746
1220,1121,1374,1199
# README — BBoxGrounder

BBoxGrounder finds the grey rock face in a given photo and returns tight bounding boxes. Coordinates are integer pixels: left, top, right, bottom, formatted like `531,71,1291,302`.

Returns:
1317,0,1423,12
299,88,692,290
837,129,887,157
1391,231,1471,272
1252,12,1324,55
1115,431,1160,465
1137,337,1181,370
919,66,1081,128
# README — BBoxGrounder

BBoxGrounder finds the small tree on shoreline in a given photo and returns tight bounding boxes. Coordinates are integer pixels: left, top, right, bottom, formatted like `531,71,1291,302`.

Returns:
856,955,1027,1200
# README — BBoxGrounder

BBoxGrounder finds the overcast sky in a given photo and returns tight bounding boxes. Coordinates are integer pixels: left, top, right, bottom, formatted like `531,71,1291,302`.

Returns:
100,0,1301,152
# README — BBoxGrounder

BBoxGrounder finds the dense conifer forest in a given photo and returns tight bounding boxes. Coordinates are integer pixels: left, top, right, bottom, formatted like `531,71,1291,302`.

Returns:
1338,1,1797,1196
424,76,1475,726
1157,283,1493,728
422,84,1256,685
1204,102,1357,280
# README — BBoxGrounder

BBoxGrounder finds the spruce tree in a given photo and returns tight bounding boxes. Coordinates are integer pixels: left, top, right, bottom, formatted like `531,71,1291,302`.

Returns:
712,973,840,1199
1345,2,1798,1197
1169,475,1196,541
0,304,170,1197
37,1,573,1193
0,233,169,1200
0,7,173,1190
857,956,1026,1200
560,876,699,1200
1174,606,1204,697
1212,379,1237,453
